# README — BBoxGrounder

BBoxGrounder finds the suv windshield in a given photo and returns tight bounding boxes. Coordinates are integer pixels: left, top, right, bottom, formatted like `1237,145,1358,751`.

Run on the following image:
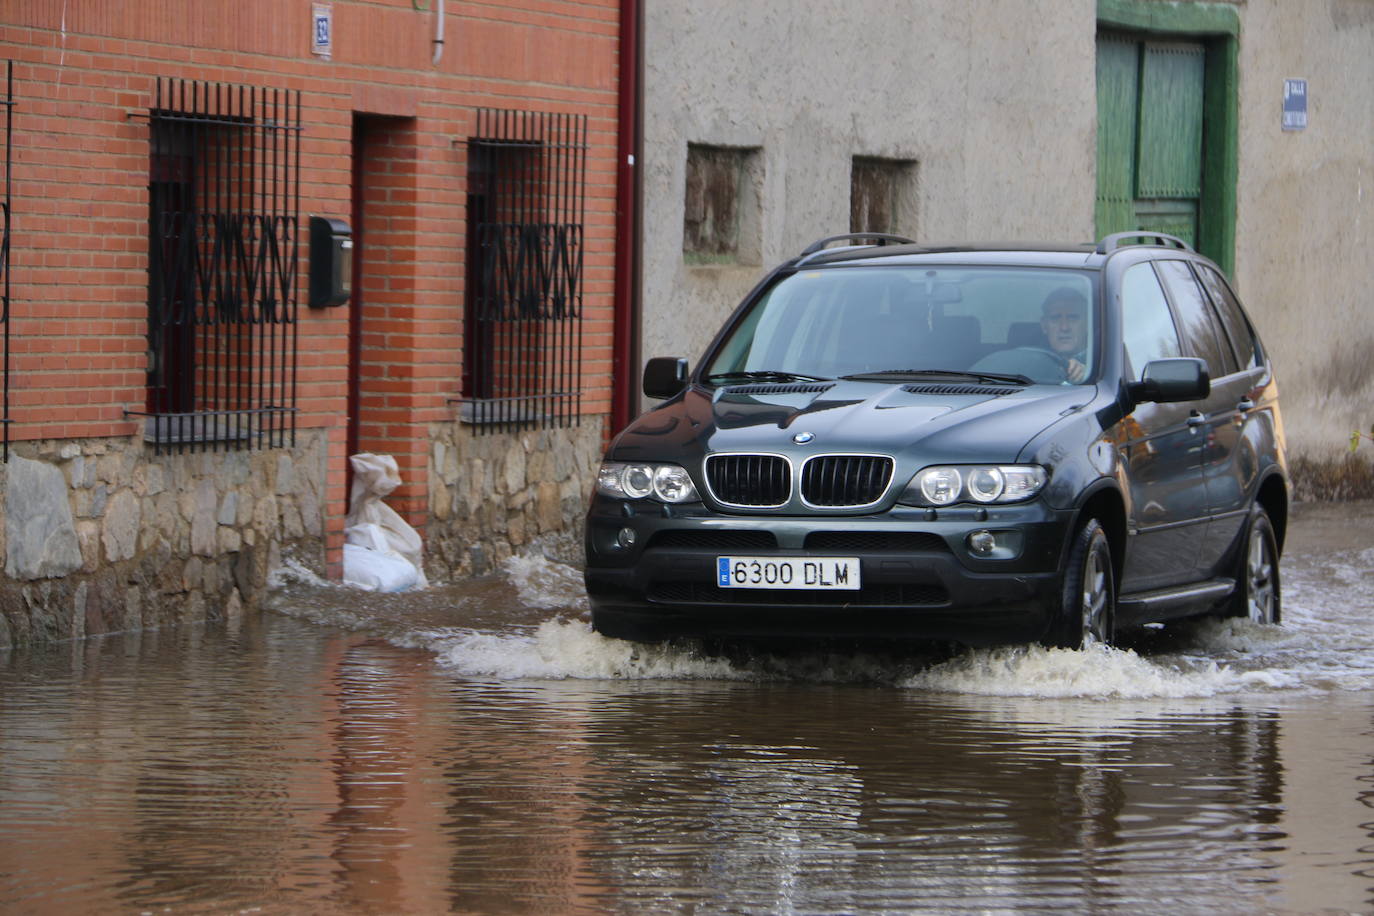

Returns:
704,265,1100,386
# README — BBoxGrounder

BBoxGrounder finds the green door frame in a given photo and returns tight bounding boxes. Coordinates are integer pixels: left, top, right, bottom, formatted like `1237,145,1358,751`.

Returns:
1097,0,1239,277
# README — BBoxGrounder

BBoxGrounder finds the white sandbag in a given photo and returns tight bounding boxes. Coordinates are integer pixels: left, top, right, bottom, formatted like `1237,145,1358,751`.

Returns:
342,543,419,592
344,453,429,590
345,521,392,553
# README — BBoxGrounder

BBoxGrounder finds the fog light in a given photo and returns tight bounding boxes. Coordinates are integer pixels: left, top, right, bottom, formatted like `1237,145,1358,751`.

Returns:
964,529,1023,560
616,527,637,549
967,529,996,556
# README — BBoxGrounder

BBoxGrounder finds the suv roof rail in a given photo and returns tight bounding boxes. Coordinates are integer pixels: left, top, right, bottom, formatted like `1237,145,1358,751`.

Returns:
798,233,916,261
1095,231,1194,255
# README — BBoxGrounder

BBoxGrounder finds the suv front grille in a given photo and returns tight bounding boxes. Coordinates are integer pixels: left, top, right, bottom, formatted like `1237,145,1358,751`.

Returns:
704,453,896,509
800,455,893,507
705,454,791,507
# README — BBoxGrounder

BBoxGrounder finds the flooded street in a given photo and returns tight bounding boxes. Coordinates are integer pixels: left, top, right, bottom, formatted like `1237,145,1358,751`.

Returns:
2,503,1374,914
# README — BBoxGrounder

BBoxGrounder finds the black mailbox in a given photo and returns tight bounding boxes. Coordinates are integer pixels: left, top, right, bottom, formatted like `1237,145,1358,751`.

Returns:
309,216,352,308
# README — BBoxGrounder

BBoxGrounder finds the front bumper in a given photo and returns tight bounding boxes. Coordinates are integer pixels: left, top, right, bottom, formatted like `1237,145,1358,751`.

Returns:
584,498,1074,646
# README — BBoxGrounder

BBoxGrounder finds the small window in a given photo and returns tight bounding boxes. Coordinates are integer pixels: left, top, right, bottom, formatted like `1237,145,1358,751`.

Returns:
683,144,761,265
1155,260,1236,377
1121,262,1182,376
850,157,917,236
1195,264,1259,372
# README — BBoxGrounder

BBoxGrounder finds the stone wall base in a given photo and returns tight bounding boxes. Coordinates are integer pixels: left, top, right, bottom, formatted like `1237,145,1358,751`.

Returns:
0,432,328,649
427,418,604,578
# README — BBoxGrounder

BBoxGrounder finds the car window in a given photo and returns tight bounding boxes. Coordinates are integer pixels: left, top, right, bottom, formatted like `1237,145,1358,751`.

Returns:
1154,259,1237,377
1120,262,1182,377
714,271,851,373
703,266,1098,385
1195,264,1260,372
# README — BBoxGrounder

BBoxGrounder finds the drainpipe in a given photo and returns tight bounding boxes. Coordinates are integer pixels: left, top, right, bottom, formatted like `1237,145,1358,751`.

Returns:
611,0,642,433
432,0,445,65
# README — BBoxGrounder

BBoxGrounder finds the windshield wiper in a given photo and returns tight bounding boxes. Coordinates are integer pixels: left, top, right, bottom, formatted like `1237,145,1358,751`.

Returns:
704,369,833,384
839,368,1033,386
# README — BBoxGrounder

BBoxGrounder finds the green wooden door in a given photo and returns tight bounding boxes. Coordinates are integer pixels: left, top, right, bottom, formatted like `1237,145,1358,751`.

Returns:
1096,34,1206,248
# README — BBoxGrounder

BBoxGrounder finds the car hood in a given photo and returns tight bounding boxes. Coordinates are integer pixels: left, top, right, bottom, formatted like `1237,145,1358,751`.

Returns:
611,380,1093,466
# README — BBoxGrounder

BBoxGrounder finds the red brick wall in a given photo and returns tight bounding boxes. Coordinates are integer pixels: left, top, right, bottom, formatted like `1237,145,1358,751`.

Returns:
0,0,621,576
355,115,432,530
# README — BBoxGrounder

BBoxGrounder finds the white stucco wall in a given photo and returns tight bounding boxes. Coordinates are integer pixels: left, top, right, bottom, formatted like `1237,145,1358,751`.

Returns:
642,0,1374,477
642,0,1098,373
1233,0,1374,464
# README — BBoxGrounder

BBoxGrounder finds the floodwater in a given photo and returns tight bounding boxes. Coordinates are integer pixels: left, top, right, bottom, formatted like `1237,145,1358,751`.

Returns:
1,505,1373,914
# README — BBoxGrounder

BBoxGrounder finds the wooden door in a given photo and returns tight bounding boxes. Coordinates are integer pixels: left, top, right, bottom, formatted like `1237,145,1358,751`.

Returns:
1096,34,1206,248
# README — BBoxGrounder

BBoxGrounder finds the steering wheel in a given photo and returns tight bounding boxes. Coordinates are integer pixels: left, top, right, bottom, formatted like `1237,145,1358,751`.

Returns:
974,346,1071,383
1012,347,1071,373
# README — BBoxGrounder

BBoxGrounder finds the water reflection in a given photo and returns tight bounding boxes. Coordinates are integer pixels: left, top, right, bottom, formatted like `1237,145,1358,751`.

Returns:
6,612,1369,914
549,685,1289,912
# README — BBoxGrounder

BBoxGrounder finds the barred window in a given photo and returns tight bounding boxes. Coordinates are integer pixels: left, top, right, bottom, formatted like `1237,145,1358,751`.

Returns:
459,108,587,433
139,79,301,454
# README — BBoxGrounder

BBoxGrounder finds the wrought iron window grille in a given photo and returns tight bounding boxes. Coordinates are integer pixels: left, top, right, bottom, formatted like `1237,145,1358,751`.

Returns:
127,78,302,455
453,108,587,435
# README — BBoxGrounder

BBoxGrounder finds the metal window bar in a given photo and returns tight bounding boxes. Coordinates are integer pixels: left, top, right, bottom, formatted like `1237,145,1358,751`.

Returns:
129,78,301,455
1,61,12,461
456,108,586,434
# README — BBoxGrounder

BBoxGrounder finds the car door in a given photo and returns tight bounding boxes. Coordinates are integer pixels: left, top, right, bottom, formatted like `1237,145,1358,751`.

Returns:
1153,259,1246,576
1192,262,1270,569
1115,261,1207,592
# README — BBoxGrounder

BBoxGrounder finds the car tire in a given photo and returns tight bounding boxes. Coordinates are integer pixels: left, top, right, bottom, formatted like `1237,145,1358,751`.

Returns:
1228,504,1281,625
1042,518,1116,650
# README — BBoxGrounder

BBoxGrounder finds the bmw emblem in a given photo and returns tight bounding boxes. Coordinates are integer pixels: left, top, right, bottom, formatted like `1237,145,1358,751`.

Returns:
793,431,815,444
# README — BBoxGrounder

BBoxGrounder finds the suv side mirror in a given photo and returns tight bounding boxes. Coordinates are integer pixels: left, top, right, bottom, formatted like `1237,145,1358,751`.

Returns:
643,357,689,399
1128,358,1210,404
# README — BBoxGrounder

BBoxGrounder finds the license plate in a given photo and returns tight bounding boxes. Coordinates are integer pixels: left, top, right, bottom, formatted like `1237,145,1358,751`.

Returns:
717,556,861,590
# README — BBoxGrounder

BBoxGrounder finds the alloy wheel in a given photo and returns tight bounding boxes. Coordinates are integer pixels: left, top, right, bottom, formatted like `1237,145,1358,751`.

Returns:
1042,519,1118,651
1245,521,1277,624
1081,537,1113,645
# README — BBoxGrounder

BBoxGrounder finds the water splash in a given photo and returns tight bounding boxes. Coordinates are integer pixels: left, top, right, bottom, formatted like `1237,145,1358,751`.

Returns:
412,615,1311,698
269,518,1374,700
503,553,589,611
268,558,335,590
414,619,745,681
903,640,1301,699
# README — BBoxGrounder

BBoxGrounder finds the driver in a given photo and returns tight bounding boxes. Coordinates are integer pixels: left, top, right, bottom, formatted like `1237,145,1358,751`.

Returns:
1040,287,1089,383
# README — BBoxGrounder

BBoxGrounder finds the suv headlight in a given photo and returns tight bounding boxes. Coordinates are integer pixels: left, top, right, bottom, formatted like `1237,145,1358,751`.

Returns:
596,461,701,503
900,465,1047,507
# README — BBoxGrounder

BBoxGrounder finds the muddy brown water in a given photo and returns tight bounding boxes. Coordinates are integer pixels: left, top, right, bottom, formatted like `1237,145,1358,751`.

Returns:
1,502,1373,914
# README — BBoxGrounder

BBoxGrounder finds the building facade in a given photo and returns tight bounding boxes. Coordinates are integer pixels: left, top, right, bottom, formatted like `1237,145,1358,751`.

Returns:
641,0,1374,498
0,1,626,645
5,0,1373,647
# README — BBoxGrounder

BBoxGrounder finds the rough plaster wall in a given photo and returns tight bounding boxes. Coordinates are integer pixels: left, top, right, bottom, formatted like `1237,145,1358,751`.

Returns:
642,0,1098,381
1234,0,1374,463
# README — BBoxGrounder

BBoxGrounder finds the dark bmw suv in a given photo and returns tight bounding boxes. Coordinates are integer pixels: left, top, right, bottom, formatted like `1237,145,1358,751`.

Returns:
584,233,1287,648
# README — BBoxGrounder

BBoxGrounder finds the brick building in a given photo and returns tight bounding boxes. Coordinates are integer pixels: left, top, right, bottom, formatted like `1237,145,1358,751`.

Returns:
0,1,637,644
